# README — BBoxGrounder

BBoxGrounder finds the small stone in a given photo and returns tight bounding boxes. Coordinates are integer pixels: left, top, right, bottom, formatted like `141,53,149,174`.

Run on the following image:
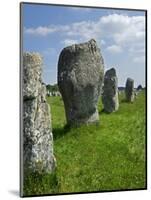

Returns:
125,78,135,102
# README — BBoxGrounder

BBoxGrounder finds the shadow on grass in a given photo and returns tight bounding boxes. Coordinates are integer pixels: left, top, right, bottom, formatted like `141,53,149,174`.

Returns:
99,108,104,114
53,124,71,140
120,99,134,104
23,171,59,196
99,108,113,115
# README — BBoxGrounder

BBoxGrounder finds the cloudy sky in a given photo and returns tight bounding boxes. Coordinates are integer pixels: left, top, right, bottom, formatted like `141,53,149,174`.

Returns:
23,3,146,87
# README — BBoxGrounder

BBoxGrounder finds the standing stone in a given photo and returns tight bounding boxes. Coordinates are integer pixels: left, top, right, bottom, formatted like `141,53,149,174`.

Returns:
125,78,135,102
102,68,119,113
58,39,104,126
23,52,56,173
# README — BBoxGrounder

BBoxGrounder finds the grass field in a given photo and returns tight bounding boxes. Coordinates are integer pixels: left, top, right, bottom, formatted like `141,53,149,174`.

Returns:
23,91,146,196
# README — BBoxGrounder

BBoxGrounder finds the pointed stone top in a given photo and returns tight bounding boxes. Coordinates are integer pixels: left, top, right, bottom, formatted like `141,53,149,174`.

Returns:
23,52,42,65
88,38,97,44
126,77,134,83
105,68,116,77
61,38,99,54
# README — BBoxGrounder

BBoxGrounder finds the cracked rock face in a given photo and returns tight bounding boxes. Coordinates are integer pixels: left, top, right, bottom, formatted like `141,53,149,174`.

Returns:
23,52,56,173
102,68,119,113
58,39,104,126
125,78,135,102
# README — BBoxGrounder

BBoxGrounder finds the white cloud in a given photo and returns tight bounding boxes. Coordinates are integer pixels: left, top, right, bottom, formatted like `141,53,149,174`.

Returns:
24,13,145,61
129,44,145,54
24,26,58,36
24,14,145,47
24,25,70,36
106,45,123,53
100,14,131,33
62,39,79,46
111,16,145,46
133,56,145,63
65,20,102,41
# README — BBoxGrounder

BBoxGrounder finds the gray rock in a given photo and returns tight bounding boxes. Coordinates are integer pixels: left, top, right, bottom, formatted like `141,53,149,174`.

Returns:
125,78,135,102
23,52,56,173
102,68,119,113
23,53,42,100
58,39,104,126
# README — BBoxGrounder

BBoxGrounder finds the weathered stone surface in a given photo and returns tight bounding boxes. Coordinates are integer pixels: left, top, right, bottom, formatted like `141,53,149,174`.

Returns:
58,39,104,126
102,68,119,113
23,53,42,100
23,52,56,173
125,78,135,102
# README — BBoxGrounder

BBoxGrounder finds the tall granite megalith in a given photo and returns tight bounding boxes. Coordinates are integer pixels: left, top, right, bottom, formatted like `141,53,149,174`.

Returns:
102,68,119,113
125,78,135,102
23,52,56,173
58,39,104,126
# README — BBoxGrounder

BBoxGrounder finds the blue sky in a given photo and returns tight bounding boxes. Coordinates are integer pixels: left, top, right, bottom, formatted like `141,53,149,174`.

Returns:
23,3,146,87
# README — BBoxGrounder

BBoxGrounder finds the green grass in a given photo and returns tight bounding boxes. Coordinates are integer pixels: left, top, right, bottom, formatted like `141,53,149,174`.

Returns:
23,91,146,196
